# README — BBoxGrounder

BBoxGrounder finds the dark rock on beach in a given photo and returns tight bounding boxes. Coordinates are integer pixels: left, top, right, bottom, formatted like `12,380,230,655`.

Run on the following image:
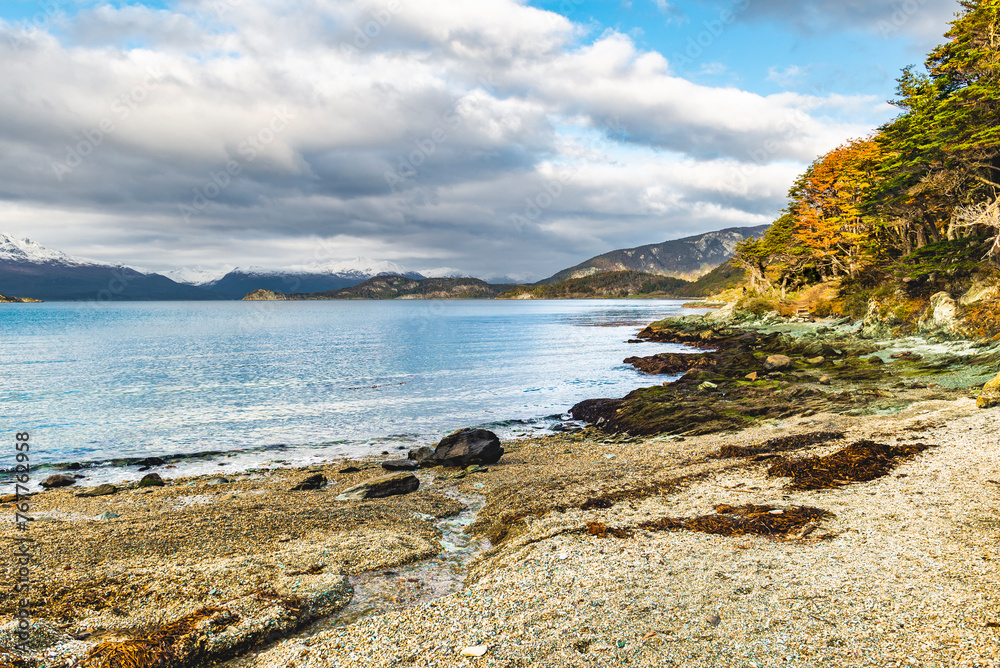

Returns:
410,428,504,467
335,471,420,501
41,474,76,489
138,473,165,488
381,459,419,471
291,473,327,491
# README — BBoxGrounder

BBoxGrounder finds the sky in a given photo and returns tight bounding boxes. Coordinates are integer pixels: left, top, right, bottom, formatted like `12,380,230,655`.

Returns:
0,0,962,280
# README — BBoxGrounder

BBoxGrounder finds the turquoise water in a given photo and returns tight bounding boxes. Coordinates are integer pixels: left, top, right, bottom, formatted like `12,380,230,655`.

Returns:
0,300,700,485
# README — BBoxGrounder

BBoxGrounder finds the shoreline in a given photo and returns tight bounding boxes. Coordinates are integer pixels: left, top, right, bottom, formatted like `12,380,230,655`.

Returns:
3,313,1000,667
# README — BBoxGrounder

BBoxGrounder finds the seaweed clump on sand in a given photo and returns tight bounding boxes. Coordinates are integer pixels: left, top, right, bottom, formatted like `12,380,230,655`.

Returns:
638,504,833,538
714,431,846,458
83,607,237,668
767,440,933,490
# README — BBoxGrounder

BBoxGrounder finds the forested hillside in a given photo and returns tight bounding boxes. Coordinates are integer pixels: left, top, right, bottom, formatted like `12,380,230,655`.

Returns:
733,0,1000,338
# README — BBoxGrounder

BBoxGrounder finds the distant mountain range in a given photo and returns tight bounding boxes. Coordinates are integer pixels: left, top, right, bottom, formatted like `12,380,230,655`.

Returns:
0,234,215,301
539,225,769,284
0,235,469,301
0,225,764,301
198,260,426,300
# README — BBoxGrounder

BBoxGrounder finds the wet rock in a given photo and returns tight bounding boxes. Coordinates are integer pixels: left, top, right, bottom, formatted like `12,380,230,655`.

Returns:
865,356,885,365
134,457,166,467
978,371,1000,409
764,354,792,371
65,462,84,471
381,459,419,471
335,472,419,501
76,484,117,498
291,473,327,491
138,473,165,488
40,474,76,489
413,428,504,467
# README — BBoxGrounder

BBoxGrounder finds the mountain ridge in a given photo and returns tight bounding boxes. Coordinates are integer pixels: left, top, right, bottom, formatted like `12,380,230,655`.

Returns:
539,225,769,285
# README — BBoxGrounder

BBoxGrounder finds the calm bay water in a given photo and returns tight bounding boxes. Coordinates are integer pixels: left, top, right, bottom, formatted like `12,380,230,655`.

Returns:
0,299,701,486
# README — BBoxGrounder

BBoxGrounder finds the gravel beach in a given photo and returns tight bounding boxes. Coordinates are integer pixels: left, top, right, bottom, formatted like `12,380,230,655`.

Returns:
224,399,1000,668
5,395,997,667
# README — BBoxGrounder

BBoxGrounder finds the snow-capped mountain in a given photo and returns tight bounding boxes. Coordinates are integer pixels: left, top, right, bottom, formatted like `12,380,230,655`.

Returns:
0,233,97,266
163,267,230,286
0,233,217,301
204,257,426,299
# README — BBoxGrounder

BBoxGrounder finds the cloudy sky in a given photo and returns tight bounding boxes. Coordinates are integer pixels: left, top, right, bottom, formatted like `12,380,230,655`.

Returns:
0,0,960,280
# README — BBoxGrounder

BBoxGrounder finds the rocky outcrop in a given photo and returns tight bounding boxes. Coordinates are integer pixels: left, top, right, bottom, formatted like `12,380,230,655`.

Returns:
917,291,960,337
335,472,420,500
242,288,289,301
409,429,504,467
978,371,1000,409
0,293,43,303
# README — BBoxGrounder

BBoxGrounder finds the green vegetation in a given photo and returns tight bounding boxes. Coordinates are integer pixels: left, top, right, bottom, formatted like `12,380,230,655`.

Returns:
733,0,1000,336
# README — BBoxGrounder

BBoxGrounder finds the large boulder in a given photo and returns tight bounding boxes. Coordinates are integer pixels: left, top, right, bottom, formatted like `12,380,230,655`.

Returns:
335,472,419,501
918,291,960,337
409,429,504,468
978,371,1000,409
